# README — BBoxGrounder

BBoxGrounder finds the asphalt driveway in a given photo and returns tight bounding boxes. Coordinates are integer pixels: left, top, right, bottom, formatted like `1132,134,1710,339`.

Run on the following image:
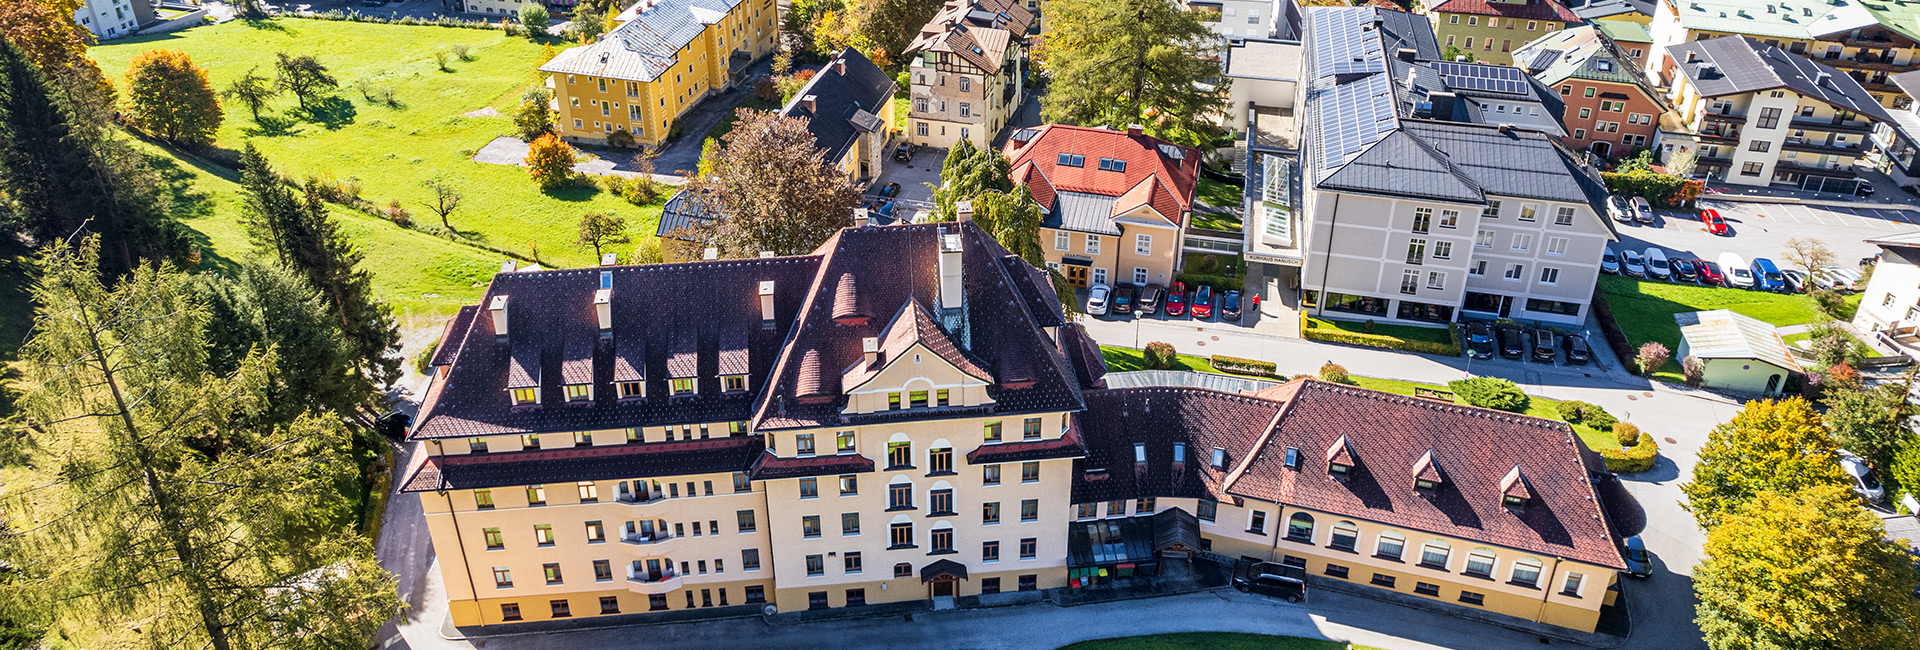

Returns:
1616,199,1917,276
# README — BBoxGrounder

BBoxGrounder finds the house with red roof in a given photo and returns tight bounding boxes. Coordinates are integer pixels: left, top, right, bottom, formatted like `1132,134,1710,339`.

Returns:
1428,0,1582,66
1002,124,1201,290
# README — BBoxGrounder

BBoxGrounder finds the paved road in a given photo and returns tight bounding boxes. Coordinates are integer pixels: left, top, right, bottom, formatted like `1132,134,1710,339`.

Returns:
1620,199,1917,276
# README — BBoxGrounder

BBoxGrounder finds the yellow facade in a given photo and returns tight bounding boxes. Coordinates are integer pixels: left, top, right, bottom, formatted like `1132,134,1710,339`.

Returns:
1041,215,1182,289
1432,11,1567,65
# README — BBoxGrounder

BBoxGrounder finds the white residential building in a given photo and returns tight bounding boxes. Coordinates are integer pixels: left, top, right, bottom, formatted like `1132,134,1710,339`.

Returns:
76,0,148,40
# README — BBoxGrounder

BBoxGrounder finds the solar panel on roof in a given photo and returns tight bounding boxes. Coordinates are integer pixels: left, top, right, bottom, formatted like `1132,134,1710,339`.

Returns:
1432,61,1528,95
1314,8,1386,78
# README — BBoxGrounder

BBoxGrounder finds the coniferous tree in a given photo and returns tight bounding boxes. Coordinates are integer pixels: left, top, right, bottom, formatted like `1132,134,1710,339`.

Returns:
7,238,401,650
193,263,381,425
0,37,100,244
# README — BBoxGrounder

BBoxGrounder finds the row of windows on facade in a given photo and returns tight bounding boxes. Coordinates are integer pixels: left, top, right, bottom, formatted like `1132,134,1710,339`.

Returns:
496,585,764,622
1051,231,1157,257
479,506,762,551
802,536,1041,578
1272,512,1589,596
803,575,1039,611
509,373,745,405
786,421,1045,459
488,553,736,589
1443,14,1556,32
466,422,749,453
794,496,1046,538
470,472,752,509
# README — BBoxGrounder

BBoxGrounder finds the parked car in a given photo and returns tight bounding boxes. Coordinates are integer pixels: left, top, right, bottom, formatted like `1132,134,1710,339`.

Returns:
1111,284,1137,316
1137,284,1164,315
1530,328,1557,362
1164,282,1187,316
877,182,901,198
1608,195,1634,224
1839,450,1886,502
1465,321,1495,359
1601,246,1621,274
1857,179,1877,197
1696,259,1724,285
1191,285,1214,319
1751,258,1786,292
1781,268,1808,293
1719,252,1754,289
1672,257,1698,283
1621,249,1647,277
892,143,913,163
1496,324,1526,359
1086,285,1110,316
1644,247,1672,281
1622,535,1654,579
1701,208,1729,235
1562,334,1591,364
1630,196,1655,224
1814,266,1862,292
1233,561,1307,603
1221,290,1243,321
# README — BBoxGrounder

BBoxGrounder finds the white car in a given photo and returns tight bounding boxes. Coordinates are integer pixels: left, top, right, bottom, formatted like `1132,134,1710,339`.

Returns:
1608,196,1634,224
1814,266,1862,292
1838,450,1884,503
1720,252,1755,289
1621,249,1646,277
1644,247,1671,280
1086,284,1111,316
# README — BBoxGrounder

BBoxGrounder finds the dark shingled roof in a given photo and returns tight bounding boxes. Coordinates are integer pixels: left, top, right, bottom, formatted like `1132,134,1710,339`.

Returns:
402,437,763,492
748,450,876,480
1069,387,1289,505
656,189,722,240
1668,36,1894,124
428,305,479,368
783,48,897,166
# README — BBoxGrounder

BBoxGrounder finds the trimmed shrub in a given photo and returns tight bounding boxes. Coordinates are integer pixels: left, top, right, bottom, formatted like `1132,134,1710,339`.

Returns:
1636,341,1671,376
1555,400,1618,430
1299,320,1460,356
1143,342,1178,370
414,338,440,375
1446,377,1529,413
1600,433,1659,473
1318,363,1354,385
1211,355,1278,377
1612,422,1642,447
1682,356,1705,388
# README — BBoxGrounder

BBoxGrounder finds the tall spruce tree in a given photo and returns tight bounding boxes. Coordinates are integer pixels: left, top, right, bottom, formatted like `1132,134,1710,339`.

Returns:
7,238,400,650
0,37,100,246
193,263,380,425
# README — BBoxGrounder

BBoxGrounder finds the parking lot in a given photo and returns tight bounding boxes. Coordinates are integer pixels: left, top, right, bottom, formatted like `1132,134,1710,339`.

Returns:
865,144,944,222
1616,199,1918,275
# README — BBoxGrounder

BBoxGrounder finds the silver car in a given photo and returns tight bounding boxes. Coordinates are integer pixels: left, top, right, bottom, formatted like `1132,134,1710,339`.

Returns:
1630,196,1655,224
1839,450,1884,502
1607,195,1633,224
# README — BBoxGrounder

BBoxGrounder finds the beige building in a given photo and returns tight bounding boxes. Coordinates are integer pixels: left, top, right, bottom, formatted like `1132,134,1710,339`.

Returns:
783,48,898,184
1003,124,1201,290
1644,0,1920,110
1674,309,1798,396
904,0,1034,149
538,0,778,149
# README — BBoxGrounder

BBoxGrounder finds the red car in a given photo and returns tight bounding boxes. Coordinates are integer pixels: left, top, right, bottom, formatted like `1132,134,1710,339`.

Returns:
1696,259,1724,285
1191,285,1214,319
1701,209,1729,236
1164,281,1187,316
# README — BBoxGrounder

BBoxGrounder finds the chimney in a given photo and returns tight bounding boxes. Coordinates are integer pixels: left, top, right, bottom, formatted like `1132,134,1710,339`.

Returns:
594,288,613,331
759,251,775,258
833,58,847,76
1126,124,1144,137
488,295,510,339
500,260,517,273
600,253,618,266
954,200,973,222
861,336,879,367
704,247,719,260
1428,91,1456,121
1497,123,1515,134
938,232,964,310
801,94,817,114
853,206,870,228
758,280,776,323
1817,71,1832,87
1397,47,1417,63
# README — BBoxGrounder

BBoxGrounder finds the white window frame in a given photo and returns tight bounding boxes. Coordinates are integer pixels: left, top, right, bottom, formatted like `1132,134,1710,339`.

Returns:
1401,270,1420,294
1439,209,1459,229
1510,233,1532,253
1504,263,1524,281
1518,204,1538,222
1132,267,1149,285
1085,234,1101,255
1540,267,1560,285
1055,231,1069,251
1546,236,1568,256
1426,271,1445,290
1135,233,1152,255
1092,267,1108,286
1468,260,1487,277
1553,207,1576,226
1475,229,1494,248
1433,241,1452,260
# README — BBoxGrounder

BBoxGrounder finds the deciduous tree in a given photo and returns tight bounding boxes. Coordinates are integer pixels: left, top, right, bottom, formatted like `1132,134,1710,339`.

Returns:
274,52,339,109
1824,381,1911,475
1683,398,1849,529
847,0,941,67
571,4,606,42
422,179,463,231
8,238,401,650
683,109,862,256
525,132,577,189
1783,237,1836,276
519,4,552,37
931,139,1013,221
1037,0,1228,147
513,86,555,140
222,65,279,122
1694,485,1920,650
0,0,108,91
123,49,224,146
575,211,630,258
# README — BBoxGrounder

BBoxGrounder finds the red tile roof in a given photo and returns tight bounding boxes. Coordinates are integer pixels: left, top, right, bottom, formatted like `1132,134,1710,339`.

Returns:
1003,124,1200,224
1110,175,1182,223
1430,0,1581,22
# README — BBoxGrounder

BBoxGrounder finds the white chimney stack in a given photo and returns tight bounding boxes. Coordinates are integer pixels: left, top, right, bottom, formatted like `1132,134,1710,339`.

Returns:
938,232,964,310
600,253,618,266
488,295,510,338
759,280,776,322
500,260,517,273
853,206,870,228
594,288,613,331
861,336,879,367
760,251,775,258
704,247,719,260
954,200,973,222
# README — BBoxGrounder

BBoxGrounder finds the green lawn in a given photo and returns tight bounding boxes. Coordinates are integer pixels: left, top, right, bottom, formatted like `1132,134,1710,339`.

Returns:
1192,177,1244,232
1058,632,1376,650
1304,317,1454,345
90,19,655,275
1100,346,1218,374
1599,275,1841,381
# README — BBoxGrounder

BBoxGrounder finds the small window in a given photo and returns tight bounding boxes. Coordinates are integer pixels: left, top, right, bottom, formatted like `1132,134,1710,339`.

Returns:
1057,153,1085,167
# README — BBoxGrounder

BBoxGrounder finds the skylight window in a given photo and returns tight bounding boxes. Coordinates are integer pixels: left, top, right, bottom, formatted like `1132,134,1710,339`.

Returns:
1057,153,1085,167
1097,158,1127,172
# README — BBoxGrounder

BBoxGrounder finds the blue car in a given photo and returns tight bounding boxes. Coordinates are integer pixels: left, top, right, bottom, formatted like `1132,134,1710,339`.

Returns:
1750,258,1786,292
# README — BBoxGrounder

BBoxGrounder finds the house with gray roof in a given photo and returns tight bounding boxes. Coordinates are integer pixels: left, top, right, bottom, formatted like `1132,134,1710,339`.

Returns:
781,48,897,184
1288,6,1615,327
1655,36,1893,190
1513,23,1668,159
1870,70,1920,189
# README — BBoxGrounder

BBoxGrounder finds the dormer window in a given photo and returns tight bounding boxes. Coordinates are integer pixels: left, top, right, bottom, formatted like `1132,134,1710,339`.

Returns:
1057,152,1085,167
1211,447,1227,470
520,433,540,449
1503,494,1529,508
1173,443,1186,463
1097,157,1127,172
512,388,538,405
618,381,644,399
670,378,696,395
1415,478,1440,491
723,375,748,392
1500,465,1533,509
909,390,929,408
1325,435,1356,479
565,384,592,401
1412,450,1444,493
1330,462,1352,476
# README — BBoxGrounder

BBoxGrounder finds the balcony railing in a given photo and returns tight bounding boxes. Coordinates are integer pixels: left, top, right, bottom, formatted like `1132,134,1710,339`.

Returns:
626,567,682,594
1702,111,1745,124
621,531,674,546
1789,119,1874,134
1782,139,1866,155
616,491,667,505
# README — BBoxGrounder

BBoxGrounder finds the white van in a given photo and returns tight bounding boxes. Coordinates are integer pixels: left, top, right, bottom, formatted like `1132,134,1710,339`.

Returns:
1644,247,1671,281
1719,252,1754,289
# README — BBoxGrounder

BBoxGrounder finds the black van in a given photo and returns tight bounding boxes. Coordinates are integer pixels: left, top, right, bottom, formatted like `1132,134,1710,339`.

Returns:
1232,561,1307,603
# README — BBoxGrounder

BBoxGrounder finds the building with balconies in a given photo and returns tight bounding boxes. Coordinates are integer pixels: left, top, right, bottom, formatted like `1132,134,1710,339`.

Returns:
903,0,1034,149
537,0,779,148
1871,70,1920,189
1513,23,1669,158
1644,0,1920,111
1654,36,1892,189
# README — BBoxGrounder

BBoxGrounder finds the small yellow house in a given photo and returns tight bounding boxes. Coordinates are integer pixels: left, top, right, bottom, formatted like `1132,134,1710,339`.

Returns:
1675,309,1798,396
1003,124,1200,290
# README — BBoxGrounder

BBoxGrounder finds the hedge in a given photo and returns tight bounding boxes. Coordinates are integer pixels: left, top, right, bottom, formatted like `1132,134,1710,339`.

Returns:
1600,433,1659,473
1174,272,1239,292
1600,169,1703,209
1588,287,1640,375
1447,377,1529,412
1210,355,1279,377
1300,320,1460,356
288,9,514,31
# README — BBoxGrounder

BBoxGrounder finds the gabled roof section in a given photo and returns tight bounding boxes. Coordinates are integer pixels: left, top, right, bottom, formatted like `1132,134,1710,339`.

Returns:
1319,130,1483,204
428,305,479,368
782,48,898,166
1069,388,1287,505
905,0,1034,73
1675,309,1798,370
1568,0,1653,22
1669,37,1894,124
1110,175,1181,223
1003,124,1201,225
1501,465,1534,500
540,0,745,82
1010,162,1057,210
1429,0,1582,22
1513,25,1662,105
1663,0,1890,41
657,189,721,240
843,299,993,391
402,437,763,492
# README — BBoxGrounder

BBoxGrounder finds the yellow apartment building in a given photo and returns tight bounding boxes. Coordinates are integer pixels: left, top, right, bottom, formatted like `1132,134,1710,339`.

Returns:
1428,0,1580,65
1004,124,1201,290
404,221,1623,634
538,0,778,148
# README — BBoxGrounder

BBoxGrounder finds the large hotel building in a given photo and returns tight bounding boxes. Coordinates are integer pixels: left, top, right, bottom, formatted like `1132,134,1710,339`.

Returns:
404,221,1626,634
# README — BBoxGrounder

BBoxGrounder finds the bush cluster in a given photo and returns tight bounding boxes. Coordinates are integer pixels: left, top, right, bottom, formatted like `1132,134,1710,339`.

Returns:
1554,400,1619,431
1209,355,1278,377
1445,377,1529,413
1317,363,1354,385
1600,433,1659,473
1142,342,1178,370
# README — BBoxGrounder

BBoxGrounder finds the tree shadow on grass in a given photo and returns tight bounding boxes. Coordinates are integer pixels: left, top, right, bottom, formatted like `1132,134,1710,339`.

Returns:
242,114,301,138
541,184,602,203
291,95,357,130
143,153,242,275
239,18,292,33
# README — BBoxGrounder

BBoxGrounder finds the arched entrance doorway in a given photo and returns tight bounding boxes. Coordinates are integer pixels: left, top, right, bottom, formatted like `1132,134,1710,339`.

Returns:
1591,141,1612,158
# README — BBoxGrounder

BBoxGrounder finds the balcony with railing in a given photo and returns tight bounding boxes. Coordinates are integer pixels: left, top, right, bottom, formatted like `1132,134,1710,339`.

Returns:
1774,159,1858,178
1789,118,1875,135
1782,138,1866,156
621,528,675,547
616,489,668,506
1701,111,1746,125
626,564,682,595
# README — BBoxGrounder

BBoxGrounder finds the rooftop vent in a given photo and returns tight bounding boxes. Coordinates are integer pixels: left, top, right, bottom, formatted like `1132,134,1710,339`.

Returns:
758,280,776,324
601,253,618,266
488,295,510,339
594,288,612,331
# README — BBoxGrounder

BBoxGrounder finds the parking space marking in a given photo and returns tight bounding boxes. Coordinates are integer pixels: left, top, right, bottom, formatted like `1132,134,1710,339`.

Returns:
1834,206,1877,229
